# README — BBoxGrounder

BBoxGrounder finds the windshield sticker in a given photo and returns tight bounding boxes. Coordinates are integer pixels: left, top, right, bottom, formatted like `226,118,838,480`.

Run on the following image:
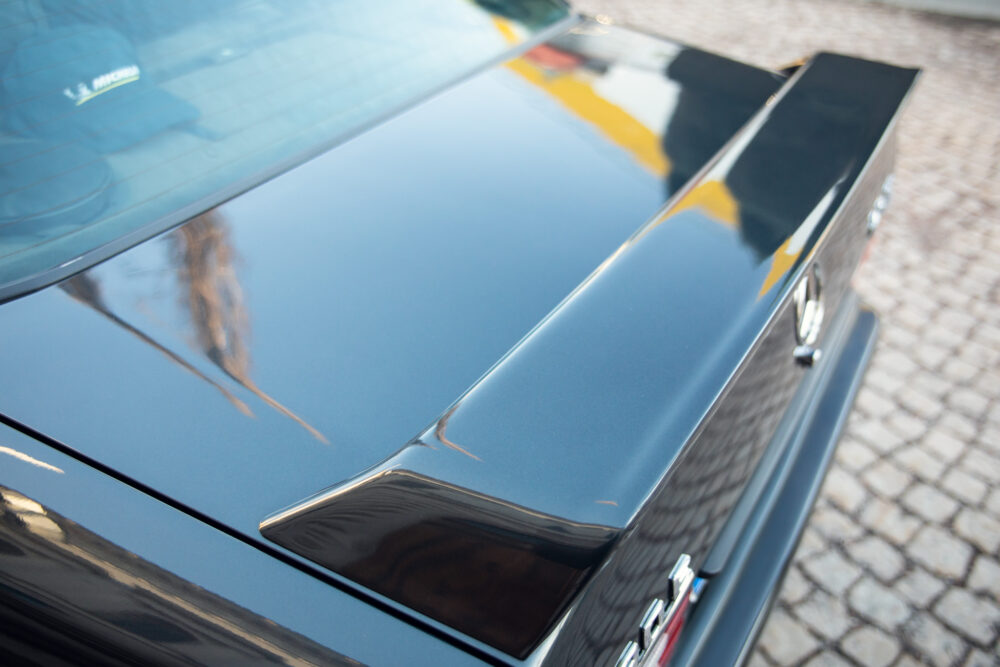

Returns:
63,65,140,106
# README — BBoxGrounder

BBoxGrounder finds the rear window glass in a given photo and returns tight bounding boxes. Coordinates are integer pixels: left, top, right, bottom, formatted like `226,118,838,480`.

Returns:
0,0,569,297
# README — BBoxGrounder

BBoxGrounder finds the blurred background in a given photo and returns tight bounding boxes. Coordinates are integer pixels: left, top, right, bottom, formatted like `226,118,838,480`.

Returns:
574,1,1000,665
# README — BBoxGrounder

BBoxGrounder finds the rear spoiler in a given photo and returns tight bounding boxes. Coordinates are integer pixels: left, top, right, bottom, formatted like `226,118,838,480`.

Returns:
261,53,919,660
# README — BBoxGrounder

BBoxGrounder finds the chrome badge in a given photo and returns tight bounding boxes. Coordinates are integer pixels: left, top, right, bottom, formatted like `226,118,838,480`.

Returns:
867,174,893,235
792,264,824,366
615,554,696,667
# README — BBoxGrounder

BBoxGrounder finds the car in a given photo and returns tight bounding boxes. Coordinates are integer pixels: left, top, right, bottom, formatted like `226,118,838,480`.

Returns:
0,1,917,665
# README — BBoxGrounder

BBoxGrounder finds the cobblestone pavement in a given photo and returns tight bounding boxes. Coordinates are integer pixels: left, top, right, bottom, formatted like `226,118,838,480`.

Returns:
573,1,1000,664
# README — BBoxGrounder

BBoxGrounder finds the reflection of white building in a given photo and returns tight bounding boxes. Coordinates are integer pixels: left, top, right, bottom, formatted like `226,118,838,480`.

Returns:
499,22,685,179
499,20,815,299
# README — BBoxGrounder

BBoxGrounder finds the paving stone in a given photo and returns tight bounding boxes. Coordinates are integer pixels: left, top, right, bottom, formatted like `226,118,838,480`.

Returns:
778,564,813,605
972,371,1000,398
857,386,898,419
848,577,910,630
746,650,774,667
923,428,967,463
954,509,1000,553
872,348,920,379
865,367,906,397
958,340,1000,370
908,525,974,579
896,306,933,332
963,649,998,667
901,483,960,523
902,612,968,667
893,654,923,667
917,351,961,383
848,535,905,582
894,567,947,609
987,489,1000,519
897,386,945,421
907,292,939,316
967,556,1000,598
802,550,863,596
948,387,991,420
840,626,900,667
862,460,912,499
757,608,821,665
796,525,829,559
989,403,1000,428
933,588,1000,645
922,327,964,352
865,291,898,314
913,345,951,372
794,590,854,640
977,425,1000,456
940,468,988,505
860,497,922,545
835,439,879,472
960,449,1000,485
823,468,869,514
810,503,865,542
940,357,979,384
971,322,1000,348
802,651,851,667
885,411,928,443
853,418,905,453
894,446,947,482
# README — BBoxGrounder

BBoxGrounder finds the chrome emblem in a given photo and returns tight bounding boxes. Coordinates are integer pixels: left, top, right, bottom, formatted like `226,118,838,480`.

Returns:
867,175,893,236
792,265,824,366
615,554,696,667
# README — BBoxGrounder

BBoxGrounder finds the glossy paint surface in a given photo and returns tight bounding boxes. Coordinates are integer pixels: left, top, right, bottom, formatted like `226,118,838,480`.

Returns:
0,16,918,662
0,22,778,545
0,422,483,666
264,53,917,659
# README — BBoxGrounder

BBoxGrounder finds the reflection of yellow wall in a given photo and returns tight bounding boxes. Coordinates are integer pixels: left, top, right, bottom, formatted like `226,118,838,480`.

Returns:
671,180,738,227
505,58,671,178
492,18,790,299
758,238,799,296
492,17,670,178
674,182,801,297
491,15,521,44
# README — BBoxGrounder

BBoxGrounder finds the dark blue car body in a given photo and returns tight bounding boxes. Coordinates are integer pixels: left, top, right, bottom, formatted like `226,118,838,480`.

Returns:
0,4,916,665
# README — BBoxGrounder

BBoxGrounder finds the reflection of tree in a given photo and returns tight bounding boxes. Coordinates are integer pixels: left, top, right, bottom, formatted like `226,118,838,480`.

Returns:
170,212,328,443
61,272,255,417
62,211,327,444
171,214,251,398
431,404,480,460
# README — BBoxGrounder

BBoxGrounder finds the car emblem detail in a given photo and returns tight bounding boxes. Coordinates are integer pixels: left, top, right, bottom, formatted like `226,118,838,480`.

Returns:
792,265,824,366
615,554,696,667
867,175,893,235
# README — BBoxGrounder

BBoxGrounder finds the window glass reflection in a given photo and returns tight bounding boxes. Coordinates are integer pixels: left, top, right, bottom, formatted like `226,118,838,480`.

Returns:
0,0,568,292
